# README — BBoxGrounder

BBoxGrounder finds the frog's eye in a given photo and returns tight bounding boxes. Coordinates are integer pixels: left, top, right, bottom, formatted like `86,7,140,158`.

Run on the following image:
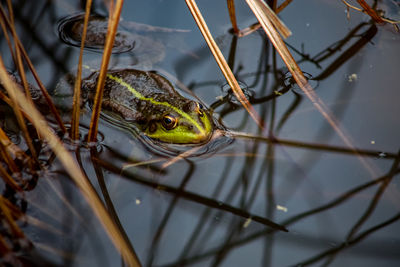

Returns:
196,102,204,117
162,115,178,130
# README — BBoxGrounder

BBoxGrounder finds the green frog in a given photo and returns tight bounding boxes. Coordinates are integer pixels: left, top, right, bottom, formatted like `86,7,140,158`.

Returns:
81,68,214,144
55,13,214,145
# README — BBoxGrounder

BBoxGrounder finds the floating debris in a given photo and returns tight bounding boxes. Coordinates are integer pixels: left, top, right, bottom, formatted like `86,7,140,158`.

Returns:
243,217,252,228
348,73,358,82
276,205,288,212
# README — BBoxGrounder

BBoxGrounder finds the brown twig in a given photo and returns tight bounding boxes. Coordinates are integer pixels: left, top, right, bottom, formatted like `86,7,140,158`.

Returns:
0,164,21,191
87,0,124,142
0,54,141,267
0,127,27,172
246,0,377,177
0,5,67,134
276,0,293,14
227,0,239,34
356,0,384,24
236,0,292,37
70,0,93,140
185,0,264,129
342,0,400,25
0,196,25,238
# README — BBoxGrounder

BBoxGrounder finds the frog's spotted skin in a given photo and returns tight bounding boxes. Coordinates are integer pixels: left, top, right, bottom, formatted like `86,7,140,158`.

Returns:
82,69,213,144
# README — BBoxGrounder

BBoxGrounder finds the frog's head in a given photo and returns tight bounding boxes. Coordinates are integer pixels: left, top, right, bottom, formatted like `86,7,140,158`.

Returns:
142,100,214,144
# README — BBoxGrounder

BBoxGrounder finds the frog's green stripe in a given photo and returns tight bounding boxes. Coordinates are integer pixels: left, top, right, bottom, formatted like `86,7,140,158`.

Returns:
106,74,206,135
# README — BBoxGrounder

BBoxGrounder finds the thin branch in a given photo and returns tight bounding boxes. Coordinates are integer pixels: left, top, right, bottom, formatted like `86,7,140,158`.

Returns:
70,0,93,140
0,55,141,267
185,0,264,129
88,0,124,142
246,0,378,177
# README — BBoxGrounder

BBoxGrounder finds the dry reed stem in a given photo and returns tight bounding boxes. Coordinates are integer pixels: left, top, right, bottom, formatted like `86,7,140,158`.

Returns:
185,0,264,129
0,90,35,124
0,196,24,238
276,0,293,14
256,0,291,38
227,0,239,34
18,42,67,133
235,0,292,37
0,164,21,191
246,0,377,177
6,0,31,100
0,129,22,172
0,6,16,67
0,235,10,254
3,83,38,163
0,5,67,134
342,0,400,25
1,5,38,161
70,0,93,140
0,56,141,267
88,0,124,142
356,0,384,24
0,126,29,162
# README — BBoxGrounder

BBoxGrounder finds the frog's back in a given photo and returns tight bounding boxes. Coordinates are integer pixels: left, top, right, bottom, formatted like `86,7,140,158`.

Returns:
82,69,189,121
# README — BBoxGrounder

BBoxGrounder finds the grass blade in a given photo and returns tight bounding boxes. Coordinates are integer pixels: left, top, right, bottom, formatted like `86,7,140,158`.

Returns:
276,0,293,14
185,0,264,129
0,55,141,267
246,0,377,176
87,0,124,142
70,0,93,140
0,5,67,134
356,0,384,24
227,0,239,34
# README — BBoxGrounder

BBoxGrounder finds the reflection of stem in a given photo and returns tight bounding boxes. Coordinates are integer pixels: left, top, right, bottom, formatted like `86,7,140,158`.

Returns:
176,160,235,264
94,157,288,232
296,212,400,266
162,169,400,265
320,151,400,266
228,131,397,159
90,148,141,266
146,161,194,267
347,151,400,240
314,24,377,81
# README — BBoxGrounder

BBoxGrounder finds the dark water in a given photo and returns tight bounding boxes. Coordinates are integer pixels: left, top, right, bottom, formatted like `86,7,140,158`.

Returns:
1,0,400,266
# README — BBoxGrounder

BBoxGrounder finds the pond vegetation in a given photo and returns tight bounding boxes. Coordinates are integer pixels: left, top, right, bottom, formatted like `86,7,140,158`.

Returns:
0,0,399,266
